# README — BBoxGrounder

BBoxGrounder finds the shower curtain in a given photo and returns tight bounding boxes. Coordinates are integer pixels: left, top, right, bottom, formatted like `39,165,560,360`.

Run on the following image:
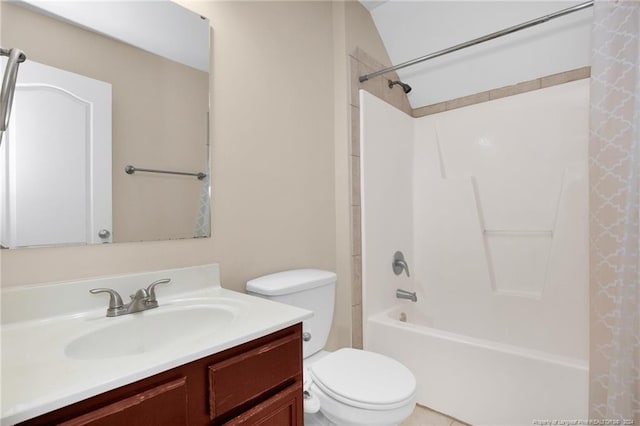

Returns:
589,0,640,421
193,173,211,238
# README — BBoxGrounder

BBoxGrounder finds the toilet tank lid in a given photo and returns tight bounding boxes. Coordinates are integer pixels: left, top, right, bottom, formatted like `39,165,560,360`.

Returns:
246,269,336,296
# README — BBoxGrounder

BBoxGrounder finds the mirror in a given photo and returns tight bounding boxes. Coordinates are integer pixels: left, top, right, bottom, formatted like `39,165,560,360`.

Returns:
0,0,210,248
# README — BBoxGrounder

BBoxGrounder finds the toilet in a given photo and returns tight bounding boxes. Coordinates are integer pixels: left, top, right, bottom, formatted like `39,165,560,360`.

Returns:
246,269,416,426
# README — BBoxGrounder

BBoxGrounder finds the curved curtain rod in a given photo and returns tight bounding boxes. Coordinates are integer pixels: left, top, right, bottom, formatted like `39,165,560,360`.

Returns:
359,0,594,83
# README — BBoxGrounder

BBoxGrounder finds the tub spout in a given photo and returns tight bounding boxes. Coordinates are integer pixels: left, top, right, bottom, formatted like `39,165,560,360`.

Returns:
396,289,417,302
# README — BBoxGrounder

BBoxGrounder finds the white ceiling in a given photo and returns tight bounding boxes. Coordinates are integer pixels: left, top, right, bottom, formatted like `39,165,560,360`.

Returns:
360,1,593,108
360,1,389,12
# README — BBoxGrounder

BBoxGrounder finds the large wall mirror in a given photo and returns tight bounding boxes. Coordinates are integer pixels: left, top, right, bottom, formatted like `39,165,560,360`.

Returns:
0,0,210,248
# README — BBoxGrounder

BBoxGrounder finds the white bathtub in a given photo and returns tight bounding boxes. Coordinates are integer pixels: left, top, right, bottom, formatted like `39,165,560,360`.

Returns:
366,305,588,426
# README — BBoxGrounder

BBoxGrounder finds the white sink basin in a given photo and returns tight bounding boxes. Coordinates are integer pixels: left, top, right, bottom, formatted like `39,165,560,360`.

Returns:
65,304,236,360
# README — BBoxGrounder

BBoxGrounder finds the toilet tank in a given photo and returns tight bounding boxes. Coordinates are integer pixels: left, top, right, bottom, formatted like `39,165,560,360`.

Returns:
246,269,336,359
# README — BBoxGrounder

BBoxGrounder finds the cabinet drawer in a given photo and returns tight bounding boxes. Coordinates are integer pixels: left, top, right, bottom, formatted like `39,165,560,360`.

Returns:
208,332,301,420
58,377,188,426
224,382,303,426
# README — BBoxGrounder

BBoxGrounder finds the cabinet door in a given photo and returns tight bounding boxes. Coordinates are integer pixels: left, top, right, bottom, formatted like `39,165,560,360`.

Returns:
224,382,303,426
59,377,188,426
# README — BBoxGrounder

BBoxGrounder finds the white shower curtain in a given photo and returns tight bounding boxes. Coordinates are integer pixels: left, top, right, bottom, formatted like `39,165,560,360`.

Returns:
193,173,211,238
589,0,640,421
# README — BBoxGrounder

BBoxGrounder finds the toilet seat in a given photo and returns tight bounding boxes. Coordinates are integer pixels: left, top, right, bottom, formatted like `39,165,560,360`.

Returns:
309,348,416,410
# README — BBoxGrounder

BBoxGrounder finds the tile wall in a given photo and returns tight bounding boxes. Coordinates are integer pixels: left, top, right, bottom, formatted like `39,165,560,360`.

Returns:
349,47,411,348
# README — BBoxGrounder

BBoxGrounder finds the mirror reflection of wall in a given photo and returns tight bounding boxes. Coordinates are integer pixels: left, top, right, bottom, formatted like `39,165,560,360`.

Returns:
0,1,210,248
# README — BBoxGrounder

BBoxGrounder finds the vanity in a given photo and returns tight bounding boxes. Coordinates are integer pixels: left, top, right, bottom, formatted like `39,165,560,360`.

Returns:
1,264,311,425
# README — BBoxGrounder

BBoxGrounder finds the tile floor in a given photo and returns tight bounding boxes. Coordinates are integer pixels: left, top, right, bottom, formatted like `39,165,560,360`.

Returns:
401,404,468,426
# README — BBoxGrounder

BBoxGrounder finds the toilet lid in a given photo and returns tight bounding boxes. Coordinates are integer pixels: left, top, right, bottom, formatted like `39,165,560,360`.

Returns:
309,348,416,410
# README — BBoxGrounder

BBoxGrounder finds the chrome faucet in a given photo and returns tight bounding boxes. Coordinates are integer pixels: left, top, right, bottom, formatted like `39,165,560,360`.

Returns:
392,251,410,277
396,289,417,302
90,278,171,317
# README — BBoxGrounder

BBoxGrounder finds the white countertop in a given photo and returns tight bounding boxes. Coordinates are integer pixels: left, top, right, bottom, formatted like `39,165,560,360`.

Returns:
1,264,311,425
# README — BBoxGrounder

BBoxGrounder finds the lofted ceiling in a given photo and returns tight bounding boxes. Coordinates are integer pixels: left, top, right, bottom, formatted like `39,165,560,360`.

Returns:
358,1,593,108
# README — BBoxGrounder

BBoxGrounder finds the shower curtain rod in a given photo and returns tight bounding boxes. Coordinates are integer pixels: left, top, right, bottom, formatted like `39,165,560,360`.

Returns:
359,0,594,83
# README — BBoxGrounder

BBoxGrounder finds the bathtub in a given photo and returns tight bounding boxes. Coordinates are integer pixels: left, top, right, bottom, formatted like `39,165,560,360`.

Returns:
366,305,588,426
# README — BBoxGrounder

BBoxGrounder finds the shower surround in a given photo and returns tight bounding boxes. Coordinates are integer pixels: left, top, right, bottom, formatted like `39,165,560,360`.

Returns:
360,80,589,424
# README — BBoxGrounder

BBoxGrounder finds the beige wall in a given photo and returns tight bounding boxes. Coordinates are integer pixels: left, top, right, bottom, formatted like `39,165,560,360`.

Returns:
330,1,352,350
1,3,209,243
345,1,393,66
1,0,391,352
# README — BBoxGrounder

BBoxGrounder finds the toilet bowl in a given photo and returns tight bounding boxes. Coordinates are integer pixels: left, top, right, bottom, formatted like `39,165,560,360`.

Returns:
305,348,416,426
246,269,416,426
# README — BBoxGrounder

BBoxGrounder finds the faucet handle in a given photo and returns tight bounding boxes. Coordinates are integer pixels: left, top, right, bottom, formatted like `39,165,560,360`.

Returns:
90,288,125,317
146,278,171,302
392,251,410,277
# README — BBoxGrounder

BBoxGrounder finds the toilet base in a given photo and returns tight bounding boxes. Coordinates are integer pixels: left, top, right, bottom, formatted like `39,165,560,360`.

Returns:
304,409,406,426
304,411,331,426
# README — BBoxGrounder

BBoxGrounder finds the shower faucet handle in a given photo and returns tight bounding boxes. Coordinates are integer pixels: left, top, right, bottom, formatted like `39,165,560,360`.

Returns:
392,251,410,277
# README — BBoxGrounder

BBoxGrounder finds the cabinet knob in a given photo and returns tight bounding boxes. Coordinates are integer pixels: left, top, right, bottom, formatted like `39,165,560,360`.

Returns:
302,332,312,342
98,229,111,239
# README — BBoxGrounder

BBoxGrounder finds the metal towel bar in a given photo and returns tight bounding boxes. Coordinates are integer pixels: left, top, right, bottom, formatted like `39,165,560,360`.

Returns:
125,165,206,180
483,229,553,236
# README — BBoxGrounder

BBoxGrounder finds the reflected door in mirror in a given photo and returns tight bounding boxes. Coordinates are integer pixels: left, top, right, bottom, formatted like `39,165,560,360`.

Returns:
1,1,210,246
0,60,112,248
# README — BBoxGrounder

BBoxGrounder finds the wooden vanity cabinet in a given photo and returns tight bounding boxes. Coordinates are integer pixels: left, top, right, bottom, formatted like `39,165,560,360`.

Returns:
19,324,303,426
